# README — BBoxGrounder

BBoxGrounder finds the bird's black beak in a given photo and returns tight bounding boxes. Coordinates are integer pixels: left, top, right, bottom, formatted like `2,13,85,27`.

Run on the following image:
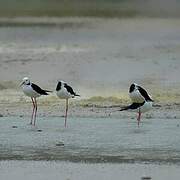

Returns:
20,82,24,87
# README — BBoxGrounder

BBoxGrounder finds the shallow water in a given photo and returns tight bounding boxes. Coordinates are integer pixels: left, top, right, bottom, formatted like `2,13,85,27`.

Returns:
0,116,180,164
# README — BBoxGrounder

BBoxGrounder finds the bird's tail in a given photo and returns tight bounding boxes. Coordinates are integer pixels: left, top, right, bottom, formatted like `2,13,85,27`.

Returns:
119,102,145,111
119,106,130,111
45,90,53,93
75,94,80,97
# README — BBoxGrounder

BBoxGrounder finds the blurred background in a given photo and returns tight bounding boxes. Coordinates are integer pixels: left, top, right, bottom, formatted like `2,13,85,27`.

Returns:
0,0,180,18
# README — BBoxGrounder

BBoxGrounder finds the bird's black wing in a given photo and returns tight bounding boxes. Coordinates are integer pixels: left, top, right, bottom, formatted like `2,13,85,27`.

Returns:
137,86,153,101
64,83,80,96
119,102,145,111
31,83,50,95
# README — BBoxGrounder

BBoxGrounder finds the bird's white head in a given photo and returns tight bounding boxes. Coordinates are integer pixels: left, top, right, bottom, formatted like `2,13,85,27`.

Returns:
20,77,31,86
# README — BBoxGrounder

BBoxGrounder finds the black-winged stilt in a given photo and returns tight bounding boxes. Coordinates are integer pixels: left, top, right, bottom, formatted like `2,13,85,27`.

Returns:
20,77,52,126
120,83,153,126
56,80,80,127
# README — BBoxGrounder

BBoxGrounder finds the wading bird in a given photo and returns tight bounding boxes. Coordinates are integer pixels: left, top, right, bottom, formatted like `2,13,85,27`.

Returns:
56,81,80,127
20,77,52,126
120,83,153,126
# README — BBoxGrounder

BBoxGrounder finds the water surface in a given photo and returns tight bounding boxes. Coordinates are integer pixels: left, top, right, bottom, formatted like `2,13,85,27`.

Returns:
0,116,180,163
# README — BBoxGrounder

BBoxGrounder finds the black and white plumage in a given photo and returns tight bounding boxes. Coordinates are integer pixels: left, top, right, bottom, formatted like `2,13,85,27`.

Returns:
20,77,52,126
56,81,80,127
129,83,153,103
120,83,153,126
56,81,79,98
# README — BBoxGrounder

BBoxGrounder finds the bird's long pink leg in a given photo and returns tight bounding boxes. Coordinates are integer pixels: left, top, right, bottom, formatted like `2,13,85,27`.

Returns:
31,98,35,125
65,99,68,128
137,108,141,127
33,98,37,126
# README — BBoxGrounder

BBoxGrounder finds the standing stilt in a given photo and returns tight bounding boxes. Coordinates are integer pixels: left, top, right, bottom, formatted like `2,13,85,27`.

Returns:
56,80,80,128
21,77,51,126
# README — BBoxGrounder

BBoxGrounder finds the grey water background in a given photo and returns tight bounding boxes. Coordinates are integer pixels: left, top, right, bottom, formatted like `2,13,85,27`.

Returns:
1,116,180,164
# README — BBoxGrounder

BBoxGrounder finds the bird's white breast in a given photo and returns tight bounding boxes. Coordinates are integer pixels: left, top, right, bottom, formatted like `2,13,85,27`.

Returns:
23,85,41,98
56,87,73,99
129,90,145,103
138,101,153,113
